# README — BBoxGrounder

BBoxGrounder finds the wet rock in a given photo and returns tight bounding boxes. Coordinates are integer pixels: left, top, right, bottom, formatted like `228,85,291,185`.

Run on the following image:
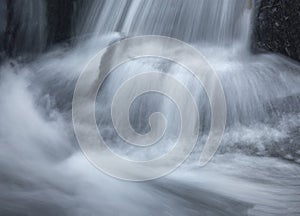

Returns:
254,0,300,62
47,0,74,45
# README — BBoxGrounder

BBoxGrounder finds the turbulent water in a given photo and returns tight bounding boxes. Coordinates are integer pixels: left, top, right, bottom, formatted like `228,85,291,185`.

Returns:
1,0,300,215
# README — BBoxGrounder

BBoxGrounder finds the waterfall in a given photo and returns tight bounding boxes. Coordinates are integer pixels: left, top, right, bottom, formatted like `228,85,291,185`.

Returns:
66,0,300,168
71,0,300,152
77,0,251,46
74,0,298,127
1,1,300,215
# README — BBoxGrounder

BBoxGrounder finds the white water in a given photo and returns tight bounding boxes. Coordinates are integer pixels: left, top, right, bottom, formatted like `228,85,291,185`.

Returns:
1,1,300,215
77,0,250,45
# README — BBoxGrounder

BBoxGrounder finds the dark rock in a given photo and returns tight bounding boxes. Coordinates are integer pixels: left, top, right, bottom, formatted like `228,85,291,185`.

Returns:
253,0,300,62
46,0,74,45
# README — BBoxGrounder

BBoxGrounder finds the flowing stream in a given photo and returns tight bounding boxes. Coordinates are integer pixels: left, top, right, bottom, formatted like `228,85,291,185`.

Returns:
1,0,300,215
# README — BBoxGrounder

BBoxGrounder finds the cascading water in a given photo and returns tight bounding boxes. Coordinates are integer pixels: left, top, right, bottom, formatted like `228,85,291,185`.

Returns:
0,1,300,215
78,0,252,46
